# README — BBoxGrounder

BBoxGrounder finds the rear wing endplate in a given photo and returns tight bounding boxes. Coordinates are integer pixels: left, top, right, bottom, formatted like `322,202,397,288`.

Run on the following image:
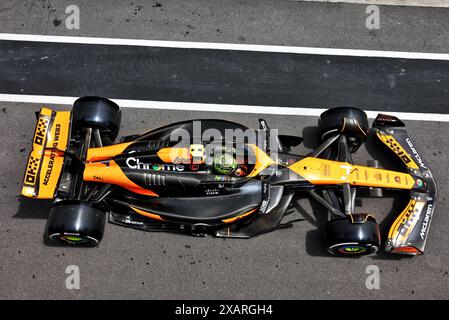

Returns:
21,108,71,199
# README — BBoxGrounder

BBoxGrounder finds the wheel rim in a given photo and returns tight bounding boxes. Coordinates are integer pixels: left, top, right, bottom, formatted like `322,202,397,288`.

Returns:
337,245,368,254
329,242,372,255
64,235,83,242
50,233,98,246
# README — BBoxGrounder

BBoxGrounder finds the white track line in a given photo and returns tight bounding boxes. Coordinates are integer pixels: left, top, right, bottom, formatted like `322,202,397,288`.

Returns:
297,0,449,8
1,93,448,122
1,33,449,61
2,34,448,121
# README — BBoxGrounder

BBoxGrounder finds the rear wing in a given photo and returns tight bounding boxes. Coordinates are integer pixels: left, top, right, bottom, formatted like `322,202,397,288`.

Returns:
21,108,71,199
373,114,437,255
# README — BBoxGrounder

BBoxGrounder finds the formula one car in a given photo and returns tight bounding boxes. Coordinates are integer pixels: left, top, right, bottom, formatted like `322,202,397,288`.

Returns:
21,96,437,256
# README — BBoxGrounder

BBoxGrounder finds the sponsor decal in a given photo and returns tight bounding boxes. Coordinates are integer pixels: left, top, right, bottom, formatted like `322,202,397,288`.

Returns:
323,164,330,177
259,182,270,214
396,200,421,241
123,215,144,225
352,168,360,180
173,156,191,164
24,156,39,185
126,157,186,171
34,117,49,146
25,117,52,186
405,138,427,169
420,204,433,240
385,137,412,165
204,188,220,196
42,151,56,186
375,116,393,123
259,200,268,213
42,124,61,186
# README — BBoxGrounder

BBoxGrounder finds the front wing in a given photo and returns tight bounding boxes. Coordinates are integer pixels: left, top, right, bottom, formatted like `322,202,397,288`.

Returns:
373,114,437,255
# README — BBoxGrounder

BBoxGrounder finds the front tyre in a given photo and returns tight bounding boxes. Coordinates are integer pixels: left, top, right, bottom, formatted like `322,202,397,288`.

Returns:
325,214,380,256
46,200,106,247
319,107,369,152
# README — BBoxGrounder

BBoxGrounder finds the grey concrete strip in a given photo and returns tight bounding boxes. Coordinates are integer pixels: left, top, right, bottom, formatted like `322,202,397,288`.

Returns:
298,0,449,8
1,102,448,299
0,1,449,53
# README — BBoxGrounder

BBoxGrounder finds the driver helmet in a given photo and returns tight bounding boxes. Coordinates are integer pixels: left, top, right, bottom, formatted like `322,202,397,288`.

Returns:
212,153,238,175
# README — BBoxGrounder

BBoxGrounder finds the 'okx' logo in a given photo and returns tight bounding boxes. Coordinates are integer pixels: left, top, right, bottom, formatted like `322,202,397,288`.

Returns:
34,117,49,146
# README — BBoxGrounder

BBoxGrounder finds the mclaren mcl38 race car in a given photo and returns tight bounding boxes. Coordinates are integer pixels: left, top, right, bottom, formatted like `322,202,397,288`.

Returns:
21,96,437,256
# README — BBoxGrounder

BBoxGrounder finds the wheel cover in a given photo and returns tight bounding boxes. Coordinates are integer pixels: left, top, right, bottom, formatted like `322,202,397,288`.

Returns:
337,245,368,254
64,235,83,242
52,233,97,245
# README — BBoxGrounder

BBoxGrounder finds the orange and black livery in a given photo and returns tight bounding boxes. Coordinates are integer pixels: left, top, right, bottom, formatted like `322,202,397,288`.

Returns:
21,97,437,256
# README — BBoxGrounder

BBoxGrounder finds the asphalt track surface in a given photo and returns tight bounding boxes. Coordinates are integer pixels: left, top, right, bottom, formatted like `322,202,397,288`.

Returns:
1,1,449,300
2,40,449,113
1,102,449,299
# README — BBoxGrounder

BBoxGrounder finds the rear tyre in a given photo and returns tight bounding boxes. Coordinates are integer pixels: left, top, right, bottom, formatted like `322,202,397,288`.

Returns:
319,107,369,151
72,96,121,145
46,200,106,247
325,214,380,256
